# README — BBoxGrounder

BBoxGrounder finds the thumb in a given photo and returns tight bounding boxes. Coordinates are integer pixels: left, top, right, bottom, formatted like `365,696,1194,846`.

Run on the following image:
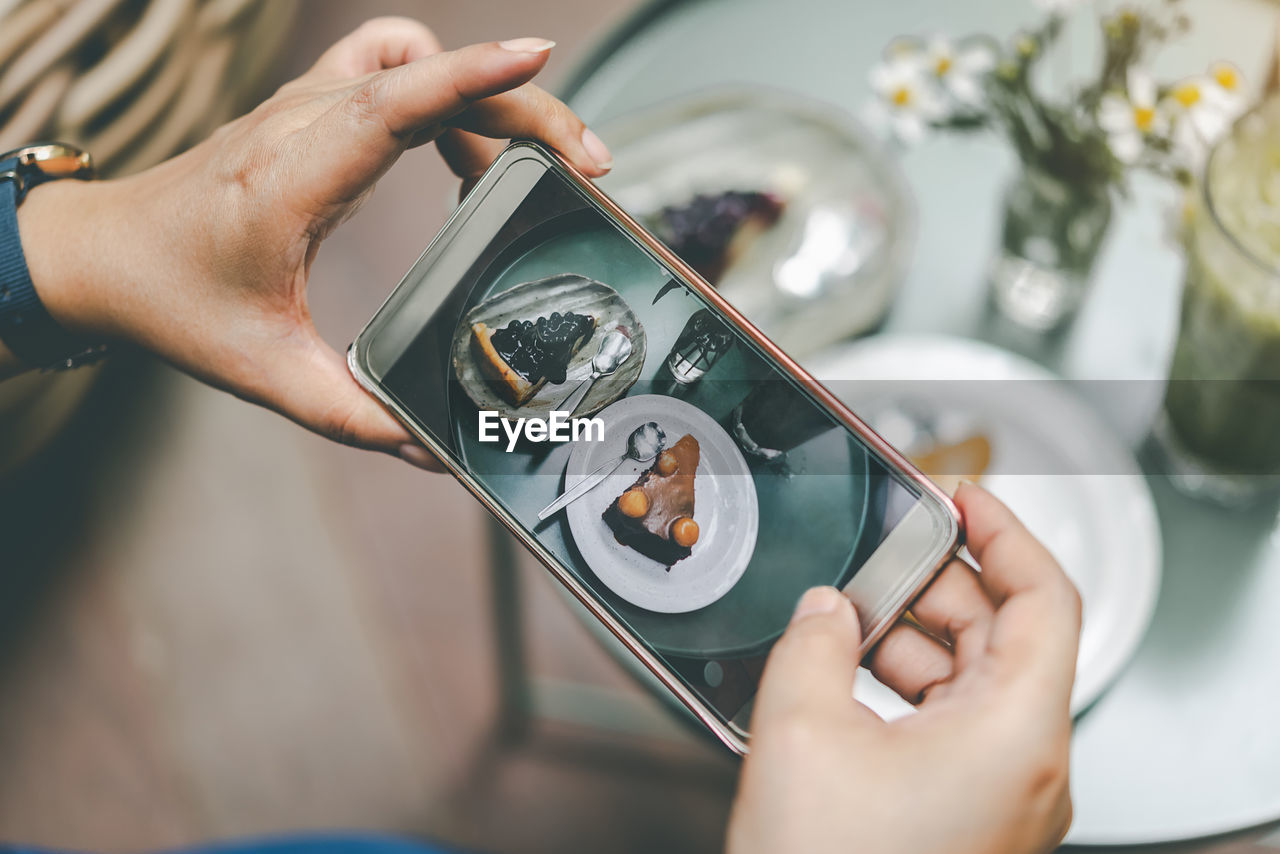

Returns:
264,331,440,469
752,587,878,730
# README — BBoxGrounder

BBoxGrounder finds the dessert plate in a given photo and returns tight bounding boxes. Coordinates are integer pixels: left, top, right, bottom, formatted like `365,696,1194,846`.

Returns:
810,335,1162,717
564,394,759,614
594,86,914,355
450,273,646,421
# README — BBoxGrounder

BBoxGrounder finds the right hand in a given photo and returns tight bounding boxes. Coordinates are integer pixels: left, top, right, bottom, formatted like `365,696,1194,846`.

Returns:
728,483,1082,854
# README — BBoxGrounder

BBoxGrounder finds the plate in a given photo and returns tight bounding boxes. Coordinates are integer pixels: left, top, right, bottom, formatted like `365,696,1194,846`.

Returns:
450,273,646,420
594,87,915,355
810,334,1162,717
563,395,759,614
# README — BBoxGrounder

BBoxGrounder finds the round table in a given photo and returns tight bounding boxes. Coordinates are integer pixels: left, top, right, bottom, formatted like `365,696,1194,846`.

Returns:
562,0,1280,846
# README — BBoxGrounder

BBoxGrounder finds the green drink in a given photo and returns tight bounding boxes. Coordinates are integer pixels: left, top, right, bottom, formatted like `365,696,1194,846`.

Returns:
1159,99,1280,503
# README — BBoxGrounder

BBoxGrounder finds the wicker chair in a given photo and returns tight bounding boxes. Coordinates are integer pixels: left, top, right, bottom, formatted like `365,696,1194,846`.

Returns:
0,0,297,474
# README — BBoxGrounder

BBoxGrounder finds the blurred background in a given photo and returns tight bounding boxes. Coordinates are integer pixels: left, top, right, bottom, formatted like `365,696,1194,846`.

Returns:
3,0,1280,853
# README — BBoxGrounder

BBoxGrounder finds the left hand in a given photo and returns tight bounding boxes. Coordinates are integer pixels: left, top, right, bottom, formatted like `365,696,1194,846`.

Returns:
728,483,1081,854
15,19,613,466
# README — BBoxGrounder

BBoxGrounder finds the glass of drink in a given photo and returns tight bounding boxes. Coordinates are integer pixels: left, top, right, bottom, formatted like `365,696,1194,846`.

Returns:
665,309,734,385
1154,99,1280,505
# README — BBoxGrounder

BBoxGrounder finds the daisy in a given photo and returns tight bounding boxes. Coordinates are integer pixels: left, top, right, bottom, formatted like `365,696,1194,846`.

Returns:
1163,78,1218,173
1098,69,1165,164
1163,64,1249,172
1204,61,1249,120
924,36,996,106
868,55,949,144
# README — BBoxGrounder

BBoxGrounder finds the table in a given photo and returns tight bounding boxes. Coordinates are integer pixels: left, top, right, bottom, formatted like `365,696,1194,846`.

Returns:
557,0,1280,846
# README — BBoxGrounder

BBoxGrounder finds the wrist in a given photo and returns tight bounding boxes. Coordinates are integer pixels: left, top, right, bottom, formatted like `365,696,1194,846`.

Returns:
14,176,115,341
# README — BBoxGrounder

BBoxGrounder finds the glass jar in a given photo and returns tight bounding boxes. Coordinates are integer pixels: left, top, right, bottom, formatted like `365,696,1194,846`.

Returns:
989,164,1113,332
1154,100,1280,505
665,309,734,385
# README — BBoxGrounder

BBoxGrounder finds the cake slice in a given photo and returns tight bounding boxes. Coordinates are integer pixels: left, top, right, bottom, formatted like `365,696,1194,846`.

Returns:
650,190,785,284
603,434,701,567
471,311,596,405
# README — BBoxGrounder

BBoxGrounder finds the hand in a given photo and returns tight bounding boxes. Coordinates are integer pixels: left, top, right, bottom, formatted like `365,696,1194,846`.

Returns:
728,483,1082,854
12,19,613,467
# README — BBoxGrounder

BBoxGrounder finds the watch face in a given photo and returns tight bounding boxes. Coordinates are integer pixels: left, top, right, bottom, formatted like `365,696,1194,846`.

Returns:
3,143,94,182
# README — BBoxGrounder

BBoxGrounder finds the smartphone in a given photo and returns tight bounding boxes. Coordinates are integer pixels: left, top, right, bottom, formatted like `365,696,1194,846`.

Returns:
348,141,961,754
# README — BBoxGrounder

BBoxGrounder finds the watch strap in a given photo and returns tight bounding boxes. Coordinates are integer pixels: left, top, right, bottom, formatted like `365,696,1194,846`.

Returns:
0,156,105,369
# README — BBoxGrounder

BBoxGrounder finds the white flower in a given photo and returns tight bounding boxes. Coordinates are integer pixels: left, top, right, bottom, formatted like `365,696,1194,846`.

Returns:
1204,61,1249,121
1164,77,1226,170
1034,0,1089,15
1162,64,1249,172
924,36,996,106
1098,69,1165,164
868,55,949,144
1166,77,1227,139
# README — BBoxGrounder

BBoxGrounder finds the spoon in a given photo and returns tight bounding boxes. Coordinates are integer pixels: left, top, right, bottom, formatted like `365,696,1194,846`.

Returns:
537,421,665,521
556,327,632,416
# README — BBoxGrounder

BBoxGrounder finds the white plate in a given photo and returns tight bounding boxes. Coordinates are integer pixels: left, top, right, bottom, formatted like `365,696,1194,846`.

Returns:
811,334,1162,717
563,395,759,614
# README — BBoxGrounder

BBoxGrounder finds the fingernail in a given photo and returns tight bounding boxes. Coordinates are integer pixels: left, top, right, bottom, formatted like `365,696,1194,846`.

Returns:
399,442,437,471
581,127,613,171
499,37,556,54
790,586,844,624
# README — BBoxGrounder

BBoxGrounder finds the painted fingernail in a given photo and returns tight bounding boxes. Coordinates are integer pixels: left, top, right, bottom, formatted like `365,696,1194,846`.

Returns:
499,37,556,54
399,442,437,471
581,127,613,171
790,586,844,624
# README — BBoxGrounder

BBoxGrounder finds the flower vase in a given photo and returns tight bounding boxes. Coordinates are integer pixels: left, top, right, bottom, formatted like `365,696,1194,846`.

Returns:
988,164,1113,332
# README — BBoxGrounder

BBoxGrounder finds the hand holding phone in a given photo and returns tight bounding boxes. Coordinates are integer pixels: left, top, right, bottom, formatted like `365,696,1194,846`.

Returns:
12,19,614,450
730,484,1082,854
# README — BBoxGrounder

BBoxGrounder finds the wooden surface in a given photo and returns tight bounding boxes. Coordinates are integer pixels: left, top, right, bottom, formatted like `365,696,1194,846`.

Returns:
0,2,737,851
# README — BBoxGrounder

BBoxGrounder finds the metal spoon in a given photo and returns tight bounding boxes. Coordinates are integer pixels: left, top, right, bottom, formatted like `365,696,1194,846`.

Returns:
537,421,665,521
556,328,632,416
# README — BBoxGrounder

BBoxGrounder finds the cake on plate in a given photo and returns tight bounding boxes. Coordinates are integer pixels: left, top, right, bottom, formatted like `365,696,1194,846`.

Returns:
603,433,701,567
650,190,785,284
471,311,596,405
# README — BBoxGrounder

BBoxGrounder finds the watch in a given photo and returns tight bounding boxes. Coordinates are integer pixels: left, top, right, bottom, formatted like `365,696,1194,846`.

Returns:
0,141,108,370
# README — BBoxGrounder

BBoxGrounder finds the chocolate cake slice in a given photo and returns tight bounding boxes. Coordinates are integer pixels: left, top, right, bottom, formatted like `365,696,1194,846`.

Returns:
603,434,701,567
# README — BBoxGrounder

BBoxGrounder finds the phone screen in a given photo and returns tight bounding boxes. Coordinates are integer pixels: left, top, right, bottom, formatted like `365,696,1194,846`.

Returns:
368,153,935,729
